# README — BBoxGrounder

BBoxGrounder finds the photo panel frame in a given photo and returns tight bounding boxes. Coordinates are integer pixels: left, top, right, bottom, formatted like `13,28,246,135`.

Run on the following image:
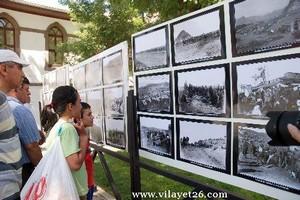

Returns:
230,0,300,57
136,72,172,113
86,59,102,88
103,85,124,117
233,123,300,194
171,6,226,66
177,118,230,173
73,65,86,90
105,117,126,149
133,25,169,72
43,73,50,93
138,115,174,158
89,117,104,144
86,89,104,117
56,66,67,87
49,70,57,92
232,54,300,119
103,51,123,85
175,64,230,117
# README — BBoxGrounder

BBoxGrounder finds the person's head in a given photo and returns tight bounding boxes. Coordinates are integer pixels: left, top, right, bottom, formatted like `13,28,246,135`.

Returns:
80,102,94,128
51,85,81,119
9,77,31,104
0,49,29,93
40,104,58,133
21,77,31,103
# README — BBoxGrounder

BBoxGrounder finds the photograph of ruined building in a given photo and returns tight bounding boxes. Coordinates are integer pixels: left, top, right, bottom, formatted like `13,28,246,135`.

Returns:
171,7,224,65
234,55,300,118
235,124,300,193
137,73,172,113
105,117,125,148
134,27,169,71
176,65,228,116
104,86,124,117
178,119,228,171
231,0,300,55
86,59,102,88
103,51,123,84
139,116,173,157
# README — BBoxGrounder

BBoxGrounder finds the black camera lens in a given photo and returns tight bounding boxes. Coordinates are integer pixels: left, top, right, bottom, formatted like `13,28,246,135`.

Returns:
266,111,300,146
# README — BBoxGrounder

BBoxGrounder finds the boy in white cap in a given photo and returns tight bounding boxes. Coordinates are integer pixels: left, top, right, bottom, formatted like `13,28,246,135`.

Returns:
0,49,30,199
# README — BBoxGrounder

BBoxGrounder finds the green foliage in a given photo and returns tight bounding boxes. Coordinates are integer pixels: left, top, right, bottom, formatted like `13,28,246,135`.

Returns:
58,0,223,62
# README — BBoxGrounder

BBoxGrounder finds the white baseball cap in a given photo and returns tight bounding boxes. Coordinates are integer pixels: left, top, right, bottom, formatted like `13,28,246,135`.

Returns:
0,49,30,67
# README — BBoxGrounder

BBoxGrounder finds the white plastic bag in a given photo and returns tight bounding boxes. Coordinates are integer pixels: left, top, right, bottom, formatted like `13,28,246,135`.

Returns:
21,137,79,200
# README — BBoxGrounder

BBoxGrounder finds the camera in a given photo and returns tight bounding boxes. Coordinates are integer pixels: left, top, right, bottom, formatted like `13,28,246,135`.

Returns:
266,111,300,146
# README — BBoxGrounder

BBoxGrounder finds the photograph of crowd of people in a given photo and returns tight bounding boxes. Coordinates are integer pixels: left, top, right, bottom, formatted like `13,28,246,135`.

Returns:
105,117,126,149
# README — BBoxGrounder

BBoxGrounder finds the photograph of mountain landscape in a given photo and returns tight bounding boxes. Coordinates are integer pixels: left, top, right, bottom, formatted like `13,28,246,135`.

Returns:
171,7,225,65
231,0,300,56
139,115,173,157
105,117,125,149
86,59,102,88
90,117,104,144
73,65,86,90
176,65,229,117
233,55,300,119
137,73,172,113
234,123,300,194
86,89,104,117
177,119,229,172
104,86,124,117
133,26,169,71
103,51,123,85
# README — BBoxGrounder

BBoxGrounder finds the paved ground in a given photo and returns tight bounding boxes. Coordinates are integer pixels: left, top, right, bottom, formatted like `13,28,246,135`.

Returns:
93,186,116,200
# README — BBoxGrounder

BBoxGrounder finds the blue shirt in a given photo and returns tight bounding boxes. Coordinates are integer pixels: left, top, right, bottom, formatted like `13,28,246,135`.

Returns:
7,96,41,164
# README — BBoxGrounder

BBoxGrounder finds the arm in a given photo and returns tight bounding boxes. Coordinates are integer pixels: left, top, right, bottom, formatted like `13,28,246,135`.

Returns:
65,122,88,171
24,142,43,166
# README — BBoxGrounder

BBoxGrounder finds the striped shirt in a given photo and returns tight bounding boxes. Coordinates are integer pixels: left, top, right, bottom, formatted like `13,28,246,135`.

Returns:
0,92,22,200
7,96,41,165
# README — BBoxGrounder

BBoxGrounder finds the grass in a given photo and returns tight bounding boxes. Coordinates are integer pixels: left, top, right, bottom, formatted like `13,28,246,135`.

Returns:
93,150,274,200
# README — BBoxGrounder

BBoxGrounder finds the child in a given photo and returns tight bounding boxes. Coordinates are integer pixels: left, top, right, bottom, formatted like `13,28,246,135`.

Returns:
79,102,95,200
44,86,88,199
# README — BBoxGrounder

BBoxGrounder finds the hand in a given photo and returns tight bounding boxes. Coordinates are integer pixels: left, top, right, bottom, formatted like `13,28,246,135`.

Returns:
73,121,87,136
38,130,46,145
287,124,300,143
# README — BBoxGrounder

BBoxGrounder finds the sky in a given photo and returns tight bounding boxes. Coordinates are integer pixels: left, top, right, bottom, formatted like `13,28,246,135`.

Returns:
24,0,69,10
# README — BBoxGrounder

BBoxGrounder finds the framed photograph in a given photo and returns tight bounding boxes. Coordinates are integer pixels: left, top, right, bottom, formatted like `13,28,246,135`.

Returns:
103,51,123,85
89,117,104,144
103,86,124,117
171,6,225,66
177,118,230,173
78,91,86,103
138,115,174,158
133,26,169,72
105,117,125,149
49,70,57,92
86,59,102,88
136,72,172,113
73,65,86,90
230,0,300,56
56,66,67,87
233,123,300,194
86,89,104,117
232,54,300,119
175,64,230,117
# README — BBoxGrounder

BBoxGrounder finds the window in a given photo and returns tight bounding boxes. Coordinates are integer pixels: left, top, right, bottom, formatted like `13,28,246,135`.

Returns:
0,13,19,51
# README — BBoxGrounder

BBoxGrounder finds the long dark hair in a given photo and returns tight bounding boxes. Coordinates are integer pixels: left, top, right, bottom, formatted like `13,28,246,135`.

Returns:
40,105,58,132
51,85,78,116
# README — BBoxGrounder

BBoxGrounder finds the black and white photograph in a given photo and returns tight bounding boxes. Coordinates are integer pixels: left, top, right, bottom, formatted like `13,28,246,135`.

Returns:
73,65,86,90
103,86,124,117
133,26,169,71
79,91,86,103
103,51,123,85
86,59,102,88
49,70,57,92
176,65,230,117
89,117,104,144
233,55,300,119
177,119,229,172
139,115,173,158
230,0,300,56
234,123,300,194
171,6,225,65
105,117,125,149
86,89,104,117
137,73,172,113
56,66,67,87
43,73,50,93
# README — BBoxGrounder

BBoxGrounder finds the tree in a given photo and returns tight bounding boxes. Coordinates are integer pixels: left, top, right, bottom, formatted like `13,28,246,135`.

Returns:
59,0,222,63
